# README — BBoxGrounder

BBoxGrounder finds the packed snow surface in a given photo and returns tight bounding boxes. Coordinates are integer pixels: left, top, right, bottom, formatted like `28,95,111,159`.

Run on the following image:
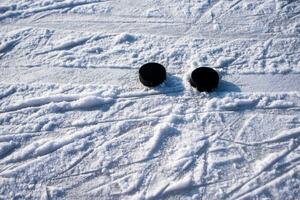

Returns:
0,0,300,199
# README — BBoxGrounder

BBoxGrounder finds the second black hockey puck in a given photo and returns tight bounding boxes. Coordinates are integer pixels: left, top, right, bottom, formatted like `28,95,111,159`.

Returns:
190,67,219,92
139,63,166,87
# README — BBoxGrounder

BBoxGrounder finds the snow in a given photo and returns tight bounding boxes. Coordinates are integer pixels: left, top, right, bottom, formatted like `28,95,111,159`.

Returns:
0,0,300,199
114,33,137,45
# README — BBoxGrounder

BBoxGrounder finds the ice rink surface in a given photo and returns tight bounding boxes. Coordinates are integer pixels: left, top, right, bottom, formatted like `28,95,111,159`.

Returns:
0,0,300,199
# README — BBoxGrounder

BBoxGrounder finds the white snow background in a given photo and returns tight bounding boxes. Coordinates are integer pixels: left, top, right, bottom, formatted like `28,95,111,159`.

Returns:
0,0,300,199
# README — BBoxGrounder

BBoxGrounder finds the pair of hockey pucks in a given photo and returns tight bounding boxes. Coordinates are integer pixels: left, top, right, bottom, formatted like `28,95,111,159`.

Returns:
139,63,219,92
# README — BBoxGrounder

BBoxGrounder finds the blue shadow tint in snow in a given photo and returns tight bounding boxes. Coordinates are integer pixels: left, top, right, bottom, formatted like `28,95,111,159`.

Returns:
0,86,16,100
154,73,185,96
215,80,241,92
115,33,137,44
0,143,20,160
0,40,19,58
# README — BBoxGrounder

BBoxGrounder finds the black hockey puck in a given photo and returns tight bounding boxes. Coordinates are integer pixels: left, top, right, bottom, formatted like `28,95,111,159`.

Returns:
139,63,166,87
190,67,219,92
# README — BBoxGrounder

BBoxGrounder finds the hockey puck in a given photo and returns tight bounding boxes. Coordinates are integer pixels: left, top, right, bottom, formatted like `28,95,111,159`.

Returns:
139,63,166,87
190,67,219,92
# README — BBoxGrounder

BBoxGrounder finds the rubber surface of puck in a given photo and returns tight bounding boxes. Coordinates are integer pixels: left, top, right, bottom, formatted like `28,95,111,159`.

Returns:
139,63,166,87
190,67,220,92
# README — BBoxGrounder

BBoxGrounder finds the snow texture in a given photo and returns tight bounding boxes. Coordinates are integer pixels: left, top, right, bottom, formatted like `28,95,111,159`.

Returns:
0,0,300,199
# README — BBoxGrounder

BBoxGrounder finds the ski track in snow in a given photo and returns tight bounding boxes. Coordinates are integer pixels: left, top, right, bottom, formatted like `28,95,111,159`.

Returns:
0,0,300,199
